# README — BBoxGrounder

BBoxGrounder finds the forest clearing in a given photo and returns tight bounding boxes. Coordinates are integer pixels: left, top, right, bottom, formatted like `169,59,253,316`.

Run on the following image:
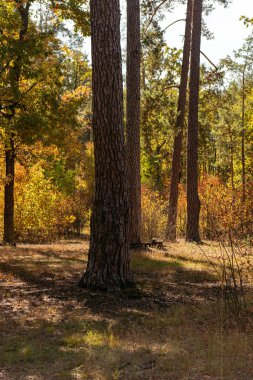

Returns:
0,240,253,380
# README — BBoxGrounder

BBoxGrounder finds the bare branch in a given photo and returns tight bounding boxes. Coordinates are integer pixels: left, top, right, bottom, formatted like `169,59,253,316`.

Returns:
200,51,218,70
162,19,186,33
163,84,180,91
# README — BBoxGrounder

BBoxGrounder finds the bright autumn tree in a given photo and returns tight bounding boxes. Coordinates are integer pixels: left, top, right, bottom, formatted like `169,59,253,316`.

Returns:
79,0,130,290
0,0,89,245
0,0,32,245
126,0,142,246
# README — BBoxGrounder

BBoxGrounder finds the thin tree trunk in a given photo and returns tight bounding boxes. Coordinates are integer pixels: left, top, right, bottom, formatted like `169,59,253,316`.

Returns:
166,0,193,241
79,0,130,291
231,148,234,192
142,60,146,90
241,69,246,205
229,130,235,197
186,0,202,243
127,0,142,246
3,138,15,245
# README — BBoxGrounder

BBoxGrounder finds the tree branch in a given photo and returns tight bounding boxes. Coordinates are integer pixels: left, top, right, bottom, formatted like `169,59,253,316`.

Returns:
145,0,169,32
162,19,186,33
200,51,218,70
21,77,46,95
0,55,16,76
163,84,180,91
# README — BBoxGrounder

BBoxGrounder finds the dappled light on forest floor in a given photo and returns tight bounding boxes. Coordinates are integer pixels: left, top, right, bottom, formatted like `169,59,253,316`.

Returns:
0,241,253,380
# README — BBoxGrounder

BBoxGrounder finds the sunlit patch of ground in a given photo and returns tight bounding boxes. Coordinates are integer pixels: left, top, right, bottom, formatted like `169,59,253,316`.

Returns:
0,240,253,379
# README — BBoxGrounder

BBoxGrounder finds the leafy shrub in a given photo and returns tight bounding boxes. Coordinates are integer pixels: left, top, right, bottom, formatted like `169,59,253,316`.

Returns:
14,163,74,242
199,175,253,240
141,186,167,241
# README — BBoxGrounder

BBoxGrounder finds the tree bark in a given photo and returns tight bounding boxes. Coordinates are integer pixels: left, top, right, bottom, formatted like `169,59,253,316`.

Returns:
126,0,142,246
166,0,193,241
186,0,202,243
79,0,130,291
241,69,246,205
3,138,15,245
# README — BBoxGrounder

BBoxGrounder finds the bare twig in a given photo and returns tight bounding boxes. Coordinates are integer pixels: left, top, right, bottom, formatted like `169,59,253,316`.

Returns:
162,19,186,33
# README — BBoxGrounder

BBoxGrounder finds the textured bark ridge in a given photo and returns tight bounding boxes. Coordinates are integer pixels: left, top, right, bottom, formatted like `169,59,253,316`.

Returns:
186,0,202,243
126,0,142,246
166,0,193,242
79,0,130,291
3,138,15,246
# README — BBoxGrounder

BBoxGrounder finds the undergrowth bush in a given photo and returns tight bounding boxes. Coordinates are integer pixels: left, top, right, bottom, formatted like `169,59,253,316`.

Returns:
199,175,253,240
14,163,74,242
0,136,96,243
141,175,253,242
1,161,252,243
172,175,253,240
141,187,167,241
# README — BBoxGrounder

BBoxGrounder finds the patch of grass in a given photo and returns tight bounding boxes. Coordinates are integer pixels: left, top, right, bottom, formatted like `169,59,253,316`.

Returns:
63,333,87,348
0,336,60,365
63,327,120,350
64,330,106,348
84,330,106,347
131,252,182,272
173,268,218,284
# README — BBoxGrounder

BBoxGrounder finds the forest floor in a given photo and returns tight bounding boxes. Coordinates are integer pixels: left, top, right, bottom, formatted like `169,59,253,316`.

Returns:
0,240,253,380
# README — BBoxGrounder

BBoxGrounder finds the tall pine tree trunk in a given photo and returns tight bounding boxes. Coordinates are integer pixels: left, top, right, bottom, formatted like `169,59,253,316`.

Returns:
3,138,15,245
166,0,193,241
126,0,142,246
186,0,202,243
79,0,130,290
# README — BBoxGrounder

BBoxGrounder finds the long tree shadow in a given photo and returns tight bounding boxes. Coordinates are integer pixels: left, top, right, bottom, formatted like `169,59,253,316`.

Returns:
164,251,217,267
18,246,87,264
0,246,223,324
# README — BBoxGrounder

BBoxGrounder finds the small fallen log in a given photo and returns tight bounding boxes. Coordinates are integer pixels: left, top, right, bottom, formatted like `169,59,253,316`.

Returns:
141,238,165,250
